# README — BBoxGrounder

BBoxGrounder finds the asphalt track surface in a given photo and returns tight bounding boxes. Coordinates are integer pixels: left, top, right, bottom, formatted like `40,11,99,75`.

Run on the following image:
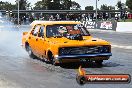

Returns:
0,15,132,88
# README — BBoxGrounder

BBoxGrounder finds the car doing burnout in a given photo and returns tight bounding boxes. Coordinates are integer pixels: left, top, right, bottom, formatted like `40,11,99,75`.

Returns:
22,21,112,65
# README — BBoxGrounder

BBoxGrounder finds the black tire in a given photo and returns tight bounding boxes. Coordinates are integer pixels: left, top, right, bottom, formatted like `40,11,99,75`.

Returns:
48,52,58,66
95,60,103,66
25,45,36,59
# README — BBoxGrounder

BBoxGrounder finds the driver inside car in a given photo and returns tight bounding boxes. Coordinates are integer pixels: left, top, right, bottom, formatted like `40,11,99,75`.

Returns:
58,26,67,37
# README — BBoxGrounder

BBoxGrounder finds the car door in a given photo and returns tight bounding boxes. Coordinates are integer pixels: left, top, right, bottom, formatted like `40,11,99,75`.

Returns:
29,25,41,56
35,25,46,58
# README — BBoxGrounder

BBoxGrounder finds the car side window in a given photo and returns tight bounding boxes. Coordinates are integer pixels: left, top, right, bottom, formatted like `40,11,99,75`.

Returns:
38,26,45,38
33,25,40,36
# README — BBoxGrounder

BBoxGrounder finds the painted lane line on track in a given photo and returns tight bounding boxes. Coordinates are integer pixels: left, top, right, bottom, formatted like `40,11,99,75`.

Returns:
112,44,132,50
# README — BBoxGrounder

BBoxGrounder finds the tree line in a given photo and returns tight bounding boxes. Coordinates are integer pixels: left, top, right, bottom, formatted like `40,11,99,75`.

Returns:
0,0,81,10
0,0,132,11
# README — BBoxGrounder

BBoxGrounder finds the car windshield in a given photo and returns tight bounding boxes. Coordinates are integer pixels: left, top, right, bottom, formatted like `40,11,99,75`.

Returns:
46,24,90,38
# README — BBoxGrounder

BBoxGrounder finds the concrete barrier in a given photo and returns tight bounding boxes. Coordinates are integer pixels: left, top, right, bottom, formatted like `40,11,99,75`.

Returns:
82,21,132,33
116,22,132,32
82,21,117,31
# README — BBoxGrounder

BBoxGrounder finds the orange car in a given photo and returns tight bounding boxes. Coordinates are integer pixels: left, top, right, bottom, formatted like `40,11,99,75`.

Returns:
22,21,112,65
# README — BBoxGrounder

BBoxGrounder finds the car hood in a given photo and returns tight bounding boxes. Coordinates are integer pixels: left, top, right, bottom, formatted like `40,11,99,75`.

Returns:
47,36,110,47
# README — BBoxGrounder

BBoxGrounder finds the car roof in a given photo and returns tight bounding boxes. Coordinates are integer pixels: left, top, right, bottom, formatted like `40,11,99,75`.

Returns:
30,21,81,26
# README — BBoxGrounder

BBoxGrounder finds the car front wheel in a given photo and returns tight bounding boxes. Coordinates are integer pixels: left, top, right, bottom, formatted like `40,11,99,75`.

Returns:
95,60,103,66
48,52,59,66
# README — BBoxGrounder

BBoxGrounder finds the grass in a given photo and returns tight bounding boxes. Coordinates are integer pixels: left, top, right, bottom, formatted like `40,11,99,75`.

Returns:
125,19,132,22
120,19,132,22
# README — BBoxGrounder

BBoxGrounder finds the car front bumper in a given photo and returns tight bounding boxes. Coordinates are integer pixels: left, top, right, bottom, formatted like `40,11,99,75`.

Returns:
54,53,112,63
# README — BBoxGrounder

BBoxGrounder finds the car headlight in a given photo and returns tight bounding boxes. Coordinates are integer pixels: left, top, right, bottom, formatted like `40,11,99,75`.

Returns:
99,46,109,53
99,46,104,53
103,47,109,53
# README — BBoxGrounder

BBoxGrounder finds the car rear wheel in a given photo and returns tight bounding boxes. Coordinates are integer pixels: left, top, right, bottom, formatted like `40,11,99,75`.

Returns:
95,60,103,66
25,45,36,59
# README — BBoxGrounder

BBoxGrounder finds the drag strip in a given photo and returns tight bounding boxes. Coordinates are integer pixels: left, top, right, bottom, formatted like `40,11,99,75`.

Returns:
0,16,132,88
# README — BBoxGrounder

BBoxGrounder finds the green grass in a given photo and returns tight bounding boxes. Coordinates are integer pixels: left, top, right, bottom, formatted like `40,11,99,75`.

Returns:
125,19,132,22
120,19,132,22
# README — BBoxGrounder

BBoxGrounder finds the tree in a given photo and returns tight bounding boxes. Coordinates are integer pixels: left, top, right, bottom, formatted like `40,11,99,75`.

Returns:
14,0,31,18
20,0,26,10
34,0,81,10
100,4,109,10
46,0,72,10
26,1,31,10
47,0,61,10
100,4,115,10
34,1,46,10
59,0,72,10
70,1,81,10
126,0,132,10
0,1,16,10
116,1,123,10
85,6,94,10
108,6,115,10
14,0,31,10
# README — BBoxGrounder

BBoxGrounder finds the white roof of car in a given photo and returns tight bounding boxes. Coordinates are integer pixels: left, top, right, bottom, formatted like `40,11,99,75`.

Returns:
30,21,81,26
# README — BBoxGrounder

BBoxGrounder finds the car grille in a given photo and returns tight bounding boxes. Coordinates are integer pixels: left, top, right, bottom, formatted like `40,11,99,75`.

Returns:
59,46,110,56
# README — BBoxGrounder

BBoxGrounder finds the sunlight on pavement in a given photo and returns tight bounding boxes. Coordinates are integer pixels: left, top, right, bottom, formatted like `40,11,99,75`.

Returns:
112,44,132,50
0,77,21,88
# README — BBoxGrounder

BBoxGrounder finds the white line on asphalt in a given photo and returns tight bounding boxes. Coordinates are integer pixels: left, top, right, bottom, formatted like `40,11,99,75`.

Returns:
112,44,132,50
0,20,4,23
